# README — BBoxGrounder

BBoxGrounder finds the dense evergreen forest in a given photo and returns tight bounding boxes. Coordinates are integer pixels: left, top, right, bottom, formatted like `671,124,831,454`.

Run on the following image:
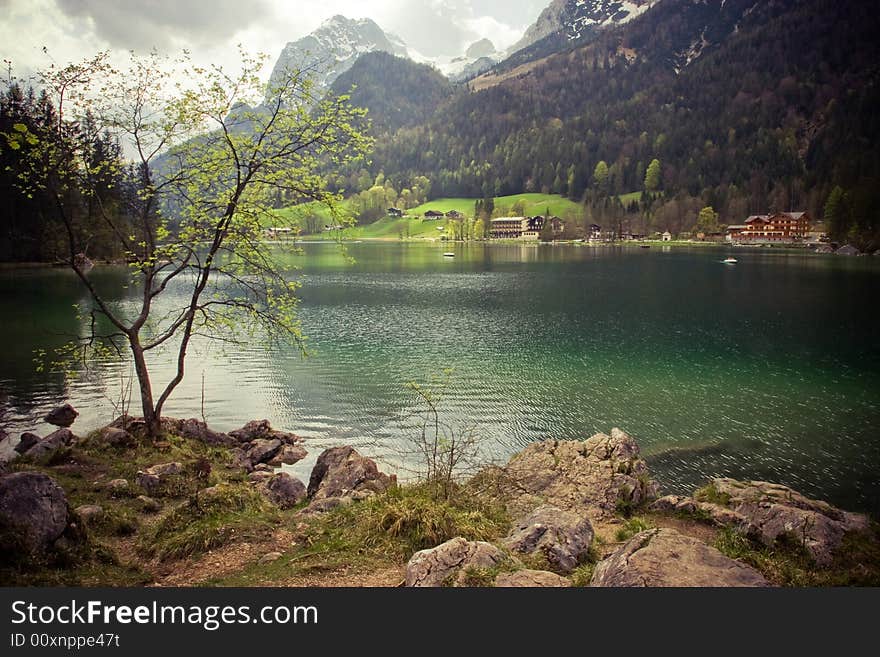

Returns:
0,84,137,262
331,0,880,247
2,0,879,259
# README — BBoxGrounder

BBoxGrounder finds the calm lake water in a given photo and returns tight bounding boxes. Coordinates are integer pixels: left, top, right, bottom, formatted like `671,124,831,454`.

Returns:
2,242,879,514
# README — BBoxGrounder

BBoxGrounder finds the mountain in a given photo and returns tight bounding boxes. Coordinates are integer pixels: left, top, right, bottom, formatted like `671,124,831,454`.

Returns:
340,0,880,246
268,15,408,92
466,39,497,60
506,0,656,60
330,52,453,135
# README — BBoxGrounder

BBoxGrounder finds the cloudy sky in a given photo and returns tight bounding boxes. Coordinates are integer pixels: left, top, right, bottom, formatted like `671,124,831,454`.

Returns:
1,0,550,79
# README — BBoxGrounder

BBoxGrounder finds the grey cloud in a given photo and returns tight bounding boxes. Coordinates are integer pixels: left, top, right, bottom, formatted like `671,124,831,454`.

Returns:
55,0,270,50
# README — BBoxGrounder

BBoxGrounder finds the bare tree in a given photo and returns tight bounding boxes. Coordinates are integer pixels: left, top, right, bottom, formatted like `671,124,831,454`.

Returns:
8,50,371,438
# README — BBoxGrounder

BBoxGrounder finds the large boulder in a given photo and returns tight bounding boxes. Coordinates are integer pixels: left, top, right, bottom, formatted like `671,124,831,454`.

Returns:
406,537,508,587
0,472,70,551
22,428,75,460
692,479,870,566
307,446,395,502
591,528,768,587
502,506,594,574
259,473,307,509
44,404,78,428
494,569,571,587
498,428,658,520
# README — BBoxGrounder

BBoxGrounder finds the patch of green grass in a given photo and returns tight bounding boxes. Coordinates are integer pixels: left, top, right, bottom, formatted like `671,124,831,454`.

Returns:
570,563,596,587
714,525,880,587
140,483,279,561
88,508,139,537
615,516,656,542
694,483,732,507
205,483,509,586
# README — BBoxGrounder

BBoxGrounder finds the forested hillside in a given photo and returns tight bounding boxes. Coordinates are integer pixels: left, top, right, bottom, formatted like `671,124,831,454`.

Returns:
330,52,453,136
334,0,880,245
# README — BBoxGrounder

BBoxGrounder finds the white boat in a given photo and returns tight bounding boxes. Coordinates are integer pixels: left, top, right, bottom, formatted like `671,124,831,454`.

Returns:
443,252,455,257
723,257,738,264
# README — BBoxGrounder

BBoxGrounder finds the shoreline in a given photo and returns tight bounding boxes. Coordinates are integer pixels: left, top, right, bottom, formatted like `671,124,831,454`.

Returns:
1,415,878,587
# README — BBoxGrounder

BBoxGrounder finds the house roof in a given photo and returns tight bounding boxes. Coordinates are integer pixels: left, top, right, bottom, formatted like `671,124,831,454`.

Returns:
745,215,769,223
491,216,526,222
772,211,808,220
726,225,748,230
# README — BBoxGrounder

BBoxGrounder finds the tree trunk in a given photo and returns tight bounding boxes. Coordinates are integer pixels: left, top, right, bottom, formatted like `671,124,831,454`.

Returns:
129,337,160,439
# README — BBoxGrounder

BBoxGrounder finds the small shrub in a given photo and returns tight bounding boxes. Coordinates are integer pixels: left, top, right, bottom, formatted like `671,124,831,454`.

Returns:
570,563,595,587
694,483,732,507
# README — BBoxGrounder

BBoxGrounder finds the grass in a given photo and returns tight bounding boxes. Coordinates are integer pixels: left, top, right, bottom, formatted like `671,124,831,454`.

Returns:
205,483,509,586
278,193,592,240
140,483,279,561
615,516,656,542
694,482,732,507
714,525,880,586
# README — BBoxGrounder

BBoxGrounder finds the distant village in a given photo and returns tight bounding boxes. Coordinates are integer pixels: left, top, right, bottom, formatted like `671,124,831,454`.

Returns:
264,206,860,253
400,207,834,249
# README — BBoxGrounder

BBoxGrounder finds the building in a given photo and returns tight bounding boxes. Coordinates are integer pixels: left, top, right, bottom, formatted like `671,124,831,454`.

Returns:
733,211,811,243
489,216,567,240
725,225,748,242
387,207,403,217
424,210,445,219
588,224,602,240
662,231,672,241
446,210,464,219
490,217,527,239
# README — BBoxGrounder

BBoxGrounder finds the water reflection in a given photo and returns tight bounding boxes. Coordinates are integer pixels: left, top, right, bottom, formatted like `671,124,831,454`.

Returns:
1,244,879,514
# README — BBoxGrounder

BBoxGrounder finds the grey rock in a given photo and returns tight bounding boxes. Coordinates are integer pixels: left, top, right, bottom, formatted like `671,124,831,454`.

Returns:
229,419,302,446
307,446,394,502
259,473,307,510
406,537,508,587
0,472,70,551
107,478,130,496
99,427,135,448
136,495,160,513
259,551,283,564
135,462,183,494
74,504,103,523
268,444,308,466
248,471,274,483
699,478,871,566
44,403,78,427
170,418,236,447
22,428,75,460
15,432,41,454
494,569,571,587
503,505,594,573
498,427,658,520
247,438,283,466
590,528,768,587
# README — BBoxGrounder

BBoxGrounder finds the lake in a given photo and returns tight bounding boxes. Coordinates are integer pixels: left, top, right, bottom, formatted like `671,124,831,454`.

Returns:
1,242,879,514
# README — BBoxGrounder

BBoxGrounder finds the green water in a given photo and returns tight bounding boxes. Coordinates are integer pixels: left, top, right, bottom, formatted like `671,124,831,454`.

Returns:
2,243,879,513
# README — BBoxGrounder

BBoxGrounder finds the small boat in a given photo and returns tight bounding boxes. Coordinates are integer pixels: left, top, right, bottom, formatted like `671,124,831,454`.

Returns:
443,252,455,257
640,245,651,249
723,257,738,264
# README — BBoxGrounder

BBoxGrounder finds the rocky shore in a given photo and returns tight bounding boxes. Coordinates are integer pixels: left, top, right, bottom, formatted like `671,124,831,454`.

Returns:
1,407,877,587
